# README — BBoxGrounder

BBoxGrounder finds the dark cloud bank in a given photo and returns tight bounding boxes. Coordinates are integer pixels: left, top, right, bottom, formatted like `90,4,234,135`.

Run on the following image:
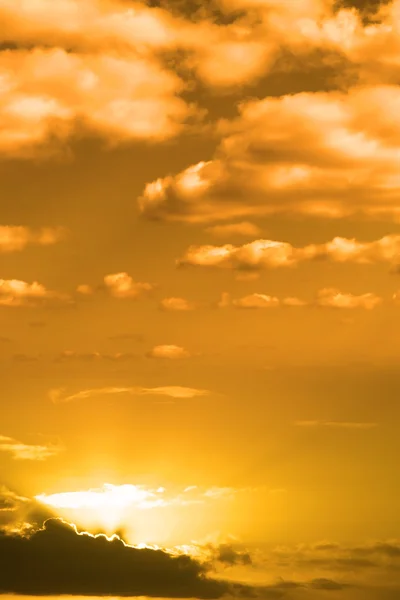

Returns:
0,517,350,598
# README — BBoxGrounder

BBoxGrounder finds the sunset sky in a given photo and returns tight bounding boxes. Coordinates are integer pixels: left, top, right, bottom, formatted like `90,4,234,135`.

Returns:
2,0,400,598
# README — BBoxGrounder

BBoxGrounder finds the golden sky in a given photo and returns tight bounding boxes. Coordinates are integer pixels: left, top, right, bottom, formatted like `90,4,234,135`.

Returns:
2,0,400,598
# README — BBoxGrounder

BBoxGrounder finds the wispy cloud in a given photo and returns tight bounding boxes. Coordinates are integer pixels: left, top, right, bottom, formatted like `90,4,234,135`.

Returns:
49,385,210,403
0,435,62,460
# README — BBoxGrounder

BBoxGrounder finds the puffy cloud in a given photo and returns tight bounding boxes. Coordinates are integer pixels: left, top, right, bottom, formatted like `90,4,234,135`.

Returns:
316,288,382,309
205,221,262,238
147,344,191,359
0,279,69,307
0,226,66,252
104,272,155,299
139,86,400,223
0,435,62,461
160,297,195,311
177,235,400,270
0,47,191,157
50,385,209,403
0,0,188,52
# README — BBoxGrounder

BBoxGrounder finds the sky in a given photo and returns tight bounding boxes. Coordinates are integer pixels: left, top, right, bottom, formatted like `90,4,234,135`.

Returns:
2,0,400,598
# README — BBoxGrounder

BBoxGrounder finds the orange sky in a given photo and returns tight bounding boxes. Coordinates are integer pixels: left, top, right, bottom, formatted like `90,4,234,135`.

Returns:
1,1,400,599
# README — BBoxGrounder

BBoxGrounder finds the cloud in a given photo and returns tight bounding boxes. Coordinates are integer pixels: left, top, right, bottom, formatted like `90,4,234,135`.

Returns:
205,221,262,238
55,350,135,362
0,279,70,307
139,86,400,223
0,517,231,597
0,226,66,252
160,297,195,311
177,235,400,271
295,421,378,429
76,284,94,295
316,288,382,309
49,385,209,403
104,273,155,299
147,345,191,359
232,293,280,309
0,487,29,512
0,435,62,461
0,46,192,157
219,290,380,310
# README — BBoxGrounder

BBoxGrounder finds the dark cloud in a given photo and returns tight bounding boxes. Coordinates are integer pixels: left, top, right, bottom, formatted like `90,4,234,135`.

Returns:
216,544,252,566
0,518,236,597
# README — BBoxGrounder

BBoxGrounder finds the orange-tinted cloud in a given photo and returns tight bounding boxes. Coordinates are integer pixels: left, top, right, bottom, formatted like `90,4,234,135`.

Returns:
0,226,66,252
0,435,61,461
160,297,195,311
104,272,155,299
177,235,400,270
147,345,191,359
140,86,400,223
0,279,69,307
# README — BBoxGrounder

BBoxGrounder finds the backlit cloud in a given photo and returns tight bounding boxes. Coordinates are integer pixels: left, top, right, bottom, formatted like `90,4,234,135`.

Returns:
0,435,62,461
0,226,66,252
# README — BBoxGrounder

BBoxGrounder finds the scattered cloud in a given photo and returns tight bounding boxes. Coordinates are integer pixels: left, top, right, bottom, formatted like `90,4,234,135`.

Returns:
49,385,209,403
147,344,191,359
0,435,62,461
218,290,380,310
177,235,400,271
232,293,280,309
205,222,262,239
316,288,382,310
104,273,155,299
0,226,66,252
160,297,195,311
0,279,70,307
